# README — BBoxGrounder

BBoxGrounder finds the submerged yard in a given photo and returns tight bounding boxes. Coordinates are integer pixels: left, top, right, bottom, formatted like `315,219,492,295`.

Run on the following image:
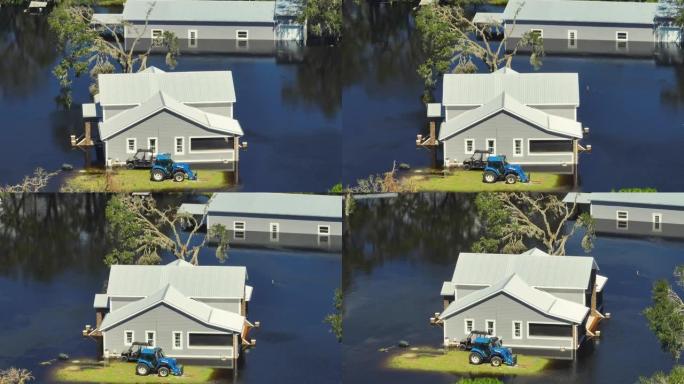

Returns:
386,348,550,377
63,169,233,192
407,170,571,192
53,361,218,383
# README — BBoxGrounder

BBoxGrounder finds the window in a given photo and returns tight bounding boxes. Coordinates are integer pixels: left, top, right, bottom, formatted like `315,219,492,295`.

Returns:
512,321,522,339
236,30,249,40
174,137,184,155
188,333,232,348
189,137,233,152
151,29,164,47
236,40,249,49
568,30,577,48
233,221,246,239
464,319,474,334
318,225,330,235
486,320,496,335
146,331,156,347
653,213,662,232
173,331,183,350
126,138,137,154
270,222,280,241
188,30,198,48
530,29,543,38
513,139,523,156
124,330,134,346
617,210,629,230
529,139,573,153
528,323,572,338
486,139,496,154
147,137,158,154
616,31,628,42
464,139,475,155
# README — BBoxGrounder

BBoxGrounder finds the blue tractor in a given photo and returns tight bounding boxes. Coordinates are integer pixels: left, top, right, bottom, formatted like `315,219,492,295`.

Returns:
468,337,517,367
150,153,197,182
135,347,184,377
482,155,529,184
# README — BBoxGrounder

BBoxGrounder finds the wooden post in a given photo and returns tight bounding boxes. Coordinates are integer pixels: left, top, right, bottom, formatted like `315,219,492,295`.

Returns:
429,121,436,145
573,140,579,188
84,121,92,145
590,280,597,315
232,333,239,374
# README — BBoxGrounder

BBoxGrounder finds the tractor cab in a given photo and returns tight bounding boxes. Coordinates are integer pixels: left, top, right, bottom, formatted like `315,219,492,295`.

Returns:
150,153,197,182
462,150,492,170
457,330,491,351
468,336,517,367
135,347,183,377
482,155,529,184
126,149,155,169
121,341,151,362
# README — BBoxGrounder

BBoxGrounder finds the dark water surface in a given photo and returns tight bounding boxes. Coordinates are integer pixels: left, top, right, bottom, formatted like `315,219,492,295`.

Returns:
343,194,684,383
0,8,341,192
341,1,684,191
0,194,341,383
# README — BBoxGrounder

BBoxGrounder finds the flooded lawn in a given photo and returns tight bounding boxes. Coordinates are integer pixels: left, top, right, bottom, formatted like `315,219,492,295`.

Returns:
341,1,684,191
0,194,341,383
343,193,684,383
0,8,341,192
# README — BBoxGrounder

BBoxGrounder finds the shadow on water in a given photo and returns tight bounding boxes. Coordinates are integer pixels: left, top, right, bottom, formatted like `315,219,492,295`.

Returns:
343,193,684,383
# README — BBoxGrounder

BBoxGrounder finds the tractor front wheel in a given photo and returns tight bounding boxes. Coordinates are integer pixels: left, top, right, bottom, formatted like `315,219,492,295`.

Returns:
158,367,170,377
469,352,483,365
173,172,185,182
458,343,467,351
505,174,517,184
483,171,497,184
151,169,165,182
490,356,503,367
136,364,150,376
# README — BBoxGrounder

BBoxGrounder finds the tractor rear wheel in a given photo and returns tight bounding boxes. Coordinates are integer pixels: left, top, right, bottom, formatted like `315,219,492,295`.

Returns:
490,356,503,367
136,363,150,376
469,352,482,365
126,163,135,170
505,174,517,184
483,171,497,184
463,163,471,170
158,367,170,377
151,169,165,182
173,172,185,182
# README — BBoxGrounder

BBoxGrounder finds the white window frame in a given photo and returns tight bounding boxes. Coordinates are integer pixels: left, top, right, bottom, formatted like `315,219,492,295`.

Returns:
486,138,496,155
236,30,249,40
616,31,629,42
188,136,233,156
233,221,246,240
187,331,233,351
464,139,475,155
485,319,496,336
526,321,573,341
464,319,474,334
567,30,577,41
151,29,164,39
172,331,183,350
269,222,280,242
145,330,156,347
126,138,137,154
124,330,135,346
147,137,158,154
318,225,331,236
653,213,663,232
527,138,574,156
616,210,629,230
512,321,523,339
530,29,543,38
187,29,198,48
513,138,523,157
233,221,246,231
174,137,185,155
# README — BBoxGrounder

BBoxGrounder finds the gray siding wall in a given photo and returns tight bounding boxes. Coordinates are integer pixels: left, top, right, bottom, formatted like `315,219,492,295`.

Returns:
185,103,233,119
455,285,488,300
505,22,655,43
537,288,585,305
104,105,137,120
110,297,141,312
530,105,576,120
592,203,684,238
194,298,242,314
442,112,576,165
207,215,343,237
125,23,275,43
104,110,236,164
103,303,236,359
445,106,477,120
443,293,579,350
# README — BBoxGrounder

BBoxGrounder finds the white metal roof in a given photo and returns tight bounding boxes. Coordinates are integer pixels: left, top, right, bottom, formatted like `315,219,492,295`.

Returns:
503,0,658,25
451,250,597,290
208,193,342,219
178,203,209,216
82,103,97,119
91,13,123,25
473,12,503,24
596,275,608,293
438,93,583,140
440,274,589,323
427,103,442,118
106,260,247,299
442,68,579,107
93,293,109,309
97,67,236,106
563,193,684,208
440,281,455,296
99,285,246,332
99,91,243,140
123,0,275,23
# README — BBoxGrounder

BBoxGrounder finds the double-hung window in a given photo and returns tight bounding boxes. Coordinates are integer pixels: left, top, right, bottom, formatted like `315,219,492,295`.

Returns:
616,210,629,230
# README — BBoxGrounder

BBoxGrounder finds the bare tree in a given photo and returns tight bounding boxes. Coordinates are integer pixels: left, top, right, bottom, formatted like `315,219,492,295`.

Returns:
349,162,417,193
0,367,34,384
0,168,58,193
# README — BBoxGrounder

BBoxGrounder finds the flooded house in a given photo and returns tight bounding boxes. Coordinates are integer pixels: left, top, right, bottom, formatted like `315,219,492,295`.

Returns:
564,192,684,239
427,68,589,170
87,260,256,368
180,193,343,251
78,67,244,167
433,248,607,360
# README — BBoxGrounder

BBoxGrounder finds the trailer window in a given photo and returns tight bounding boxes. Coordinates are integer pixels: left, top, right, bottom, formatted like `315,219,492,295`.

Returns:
529,140,572,153
188,333,231,347
528,323,572,337
189,137,233,152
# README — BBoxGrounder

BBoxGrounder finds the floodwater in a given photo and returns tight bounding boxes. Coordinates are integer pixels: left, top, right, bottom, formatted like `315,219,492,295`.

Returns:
0,194,341,383
343,193,684,383
341,1,684,191
0,8,341,192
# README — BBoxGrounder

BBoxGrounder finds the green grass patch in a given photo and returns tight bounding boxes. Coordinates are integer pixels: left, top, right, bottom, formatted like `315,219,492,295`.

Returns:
408,169,571,192
386,347,550,377
53,361,218,383
63,168,233,192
